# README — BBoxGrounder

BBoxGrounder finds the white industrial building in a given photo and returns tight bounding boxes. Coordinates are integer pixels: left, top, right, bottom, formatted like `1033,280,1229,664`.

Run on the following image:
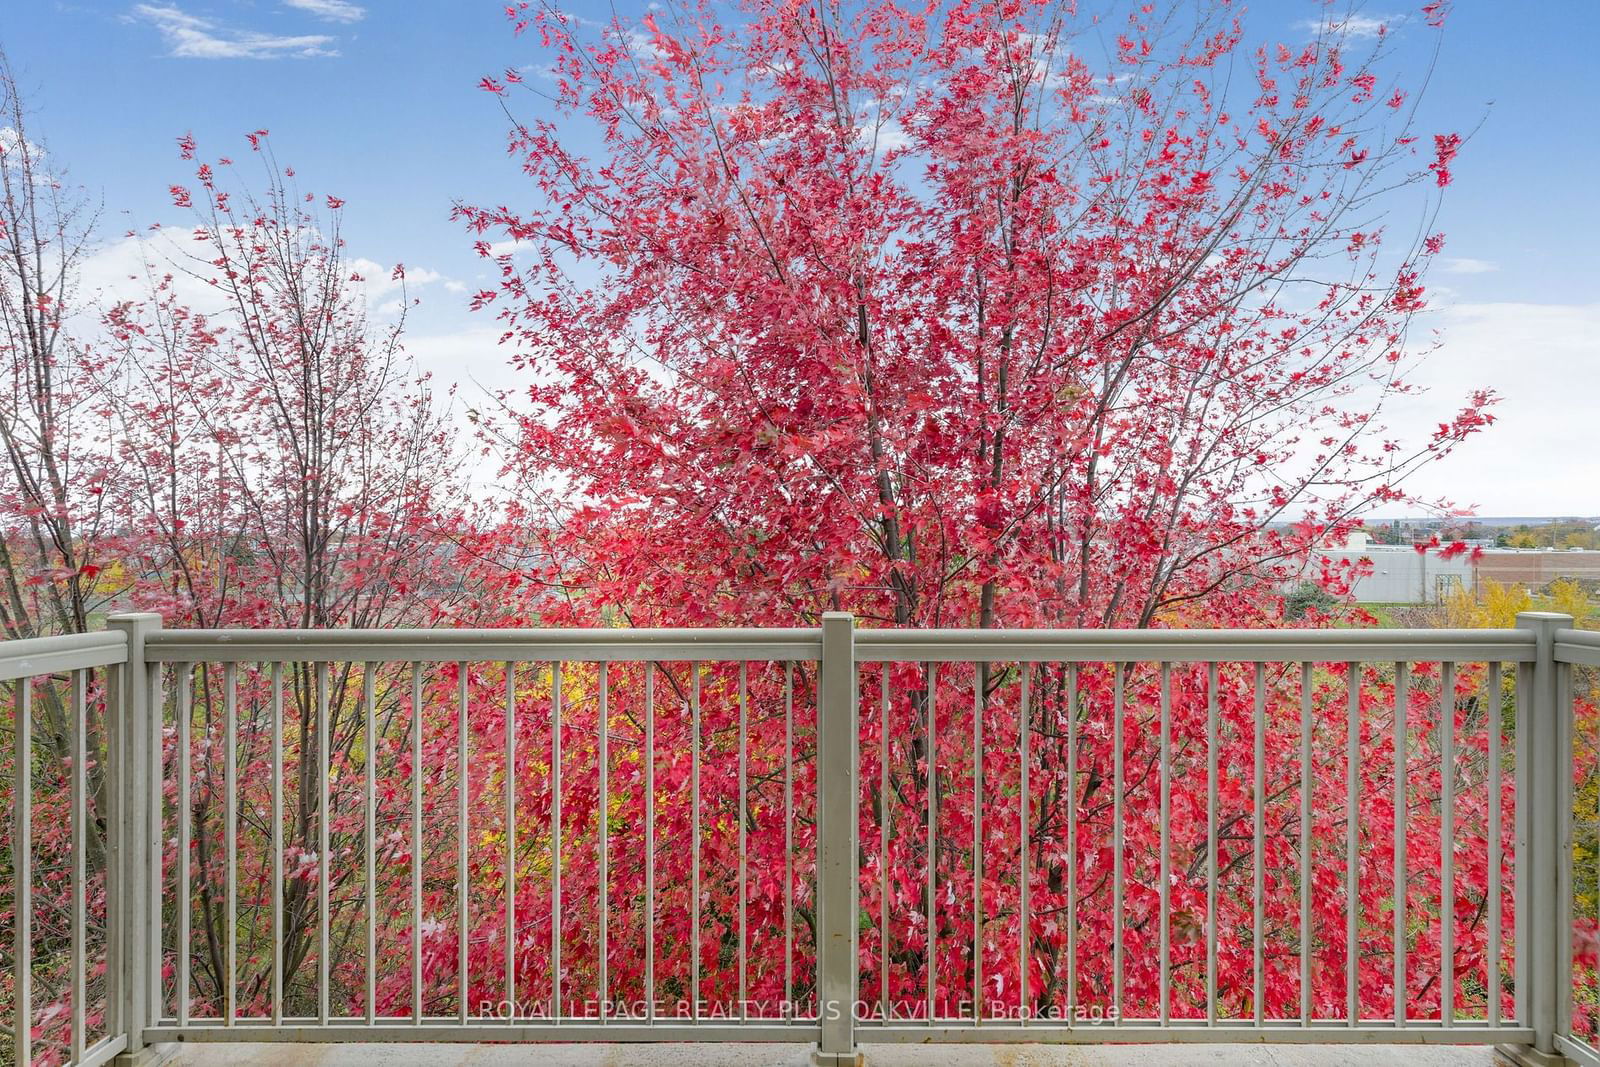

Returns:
1309,531,1474,605
1305,531,1600,605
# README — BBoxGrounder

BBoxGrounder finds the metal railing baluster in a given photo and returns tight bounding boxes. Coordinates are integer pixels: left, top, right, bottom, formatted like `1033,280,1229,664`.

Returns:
1345,662,1359,1027
1487,660,1502,1029
147,660,164,1008
1066,663,1078,1028
318,661,331,1027
785,661,794,1017
1395,659,1408,1023
1514,658,1530,1029
1484,659,1497,1023
1018,667,1030,1029
176,665,192,1028
1159,662,1171,1027
1254,661,1265,1027
551,661,562,1023
598,662,608,1024
506,661,518,1024
1113,662,1125,1022
1206,662,1218,1027
272,662,284,1025
1440,660,1455,1028
411,663,423,1024
645,665,656,1026
690,662,699,1023
364,664,376,1027
457,662,469,1024
14,677,32,1066
972,662,983,1026
880,662,889,1022
739,661,748,1023
927,660,937,1024
1300,662,1313,1027
71,668,87,1061
224,662,237,1027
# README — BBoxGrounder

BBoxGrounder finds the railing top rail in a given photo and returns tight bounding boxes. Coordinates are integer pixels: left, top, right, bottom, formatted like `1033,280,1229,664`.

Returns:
854,626,1536,663
1555,627,1600,667
0,629,128,682
144,626,823,663
125,624,1548,666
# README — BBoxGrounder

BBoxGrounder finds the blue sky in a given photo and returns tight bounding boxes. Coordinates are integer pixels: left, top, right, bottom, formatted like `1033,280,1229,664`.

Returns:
3,0,1596,515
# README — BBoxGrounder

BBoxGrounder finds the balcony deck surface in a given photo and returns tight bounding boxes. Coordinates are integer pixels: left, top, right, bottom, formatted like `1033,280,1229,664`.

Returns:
170,1041,1507,1066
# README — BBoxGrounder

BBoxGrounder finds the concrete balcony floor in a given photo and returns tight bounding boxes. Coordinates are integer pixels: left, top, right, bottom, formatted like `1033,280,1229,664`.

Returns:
169,1042,1510,1066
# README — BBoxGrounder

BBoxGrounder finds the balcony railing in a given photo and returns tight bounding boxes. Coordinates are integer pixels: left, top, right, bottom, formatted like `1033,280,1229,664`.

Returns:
4,612,1599,1065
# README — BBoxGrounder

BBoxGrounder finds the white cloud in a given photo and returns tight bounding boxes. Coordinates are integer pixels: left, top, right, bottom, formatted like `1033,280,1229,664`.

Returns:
402,327,519,390
75,236,455,325
1440,257,1498,275
1368,301,1600,516
624,28,668,61
400,326,527,496
345,257,446,302
0,126,62,187
283,0,364,23
1295,14,1397,39
855,116,910,155
132,4,338,59
0,126,44,162
485,239,533,258
874,119,911,153
517,63,561,83
76,230,229,315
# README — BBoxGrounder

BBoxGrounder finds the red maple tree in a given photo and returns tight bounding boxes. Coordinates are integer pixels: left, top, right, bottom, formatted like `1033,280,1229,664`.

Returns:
451,0,1511,1028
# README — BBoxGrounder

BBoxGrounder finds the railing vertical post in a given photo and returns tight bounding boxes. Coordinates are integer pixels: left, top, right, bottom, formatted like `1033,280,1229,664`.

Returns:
107,613,167,1065
815,612,861,1065
1508,611,1572,1066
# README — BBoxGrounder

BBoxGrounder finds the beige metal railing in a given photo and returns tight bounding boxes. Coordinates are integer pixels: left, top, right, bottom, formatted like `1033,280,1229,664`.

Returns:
4,612,1598,1065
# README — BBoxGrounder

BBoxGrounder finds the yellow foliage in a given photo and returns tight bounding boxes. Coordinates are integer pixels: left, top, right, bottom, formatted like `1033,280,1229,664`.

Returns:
1436,579,1576,630
1436,584,1485,628
1438,579,1531,628
1481,579,1533,628
95,556,132,597
1545,578,1593,623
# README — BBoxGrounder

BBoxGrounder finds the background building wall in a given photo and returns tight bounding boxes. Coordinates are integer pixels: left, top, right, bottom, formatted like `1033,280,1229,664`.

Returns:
1315,546,1474,604
1476,550,1600,588
1305,546,1600,605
